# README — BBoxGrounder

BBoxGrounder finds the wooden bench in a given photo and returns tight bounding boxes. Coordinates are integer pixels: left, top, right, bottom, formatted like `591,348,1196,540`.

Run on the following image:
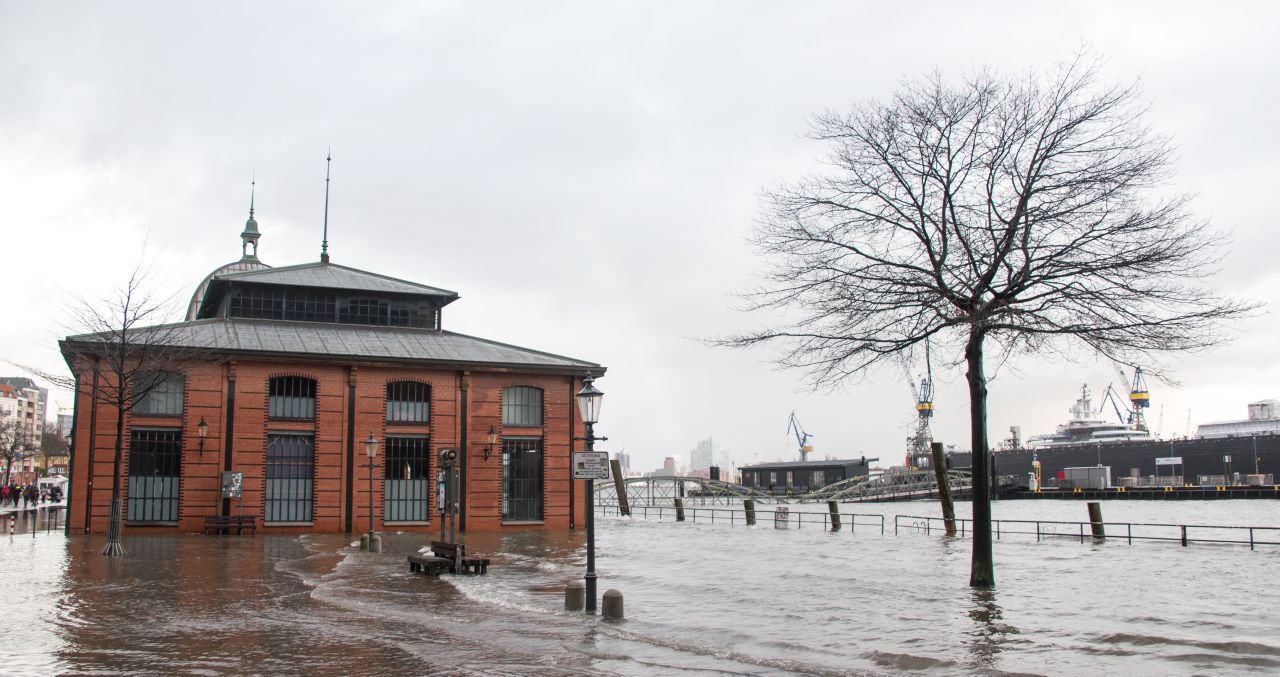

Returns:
203,515,257,536
407,540,491,576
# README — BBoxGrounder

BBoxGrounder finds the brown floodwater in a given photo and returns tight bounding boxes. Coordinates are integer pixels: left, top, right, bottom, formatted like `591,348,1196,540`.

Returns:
2,500,1279,675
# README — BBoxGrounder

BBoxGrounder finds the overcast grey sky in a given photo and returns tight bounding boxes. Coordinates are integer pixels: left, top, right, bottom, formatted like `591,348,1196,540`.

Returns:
3,1,1276,472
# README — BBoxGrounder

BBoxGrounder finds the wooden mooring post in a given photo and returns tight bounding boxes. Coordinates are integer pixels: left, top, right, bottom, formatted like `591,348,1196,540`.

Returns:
929,442,957,535
1087,501,1105,540
827,501,841,532
744,499,756,526
610,459,630,516
674,498,685,522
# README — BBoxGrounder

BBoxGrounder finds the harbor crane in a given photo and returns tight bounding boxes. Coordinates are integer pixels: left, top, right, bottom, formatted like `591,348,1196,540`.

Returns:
786,412,814,462
1113,364,1151,431
904,342,935,469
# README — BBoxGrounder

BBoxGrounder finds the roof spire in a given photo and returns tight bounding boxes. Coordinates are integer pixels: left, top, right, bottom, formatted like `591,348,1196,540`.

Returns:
321,149,331,264
241,173,261,261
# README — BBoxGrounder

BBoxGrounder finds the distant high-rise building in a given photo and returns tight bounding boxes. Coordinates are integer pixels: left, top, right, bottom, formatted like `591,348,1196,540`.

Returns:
691,437,714,472
615,450,631,476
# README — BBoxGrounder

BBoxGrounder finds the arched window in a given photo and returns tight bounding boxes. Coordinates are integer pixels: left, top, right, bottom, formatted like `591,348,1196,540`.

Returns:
386,381,430,423
269,376,317,420
502,386,543,427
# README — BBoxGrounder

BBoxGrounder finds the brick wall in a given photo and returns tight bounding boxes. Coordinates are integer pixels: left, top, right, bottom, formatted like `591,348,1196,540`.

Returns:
68,356,587,534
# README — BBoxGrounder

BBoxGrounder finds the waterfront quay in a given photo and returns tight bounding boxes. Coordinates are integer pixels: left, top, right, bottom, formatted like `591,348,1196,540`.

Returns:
2,499,1278,674
1009,484,1280,500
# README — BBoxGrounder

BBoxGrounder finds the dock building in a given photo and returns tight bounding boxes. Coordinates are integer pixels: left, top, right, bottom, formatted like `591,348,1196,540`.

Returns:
62,202,604,534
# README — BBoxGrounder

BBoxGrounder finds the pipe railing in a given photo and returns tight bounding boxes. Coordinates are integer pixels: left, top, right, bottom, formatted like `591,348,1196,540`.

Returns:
893,514,1280,550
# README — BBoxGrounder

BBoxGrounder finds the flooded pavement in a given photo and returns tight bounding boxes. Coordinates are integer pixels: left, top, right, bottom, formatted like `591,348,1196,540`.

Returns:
2,500,1279,675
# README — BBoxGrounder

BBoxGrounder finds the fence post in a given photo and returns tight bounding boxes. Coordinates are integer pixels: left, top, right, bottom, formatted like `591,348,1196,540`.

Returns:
1181,525,1188,547
744,499,756,526
827,501,841,532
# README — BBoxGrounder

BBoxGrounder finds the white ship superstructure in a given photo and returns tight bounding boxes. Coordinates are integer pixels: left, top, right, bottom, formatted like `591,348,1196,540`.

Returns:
1027,384,1153,448
1196,400,1280,439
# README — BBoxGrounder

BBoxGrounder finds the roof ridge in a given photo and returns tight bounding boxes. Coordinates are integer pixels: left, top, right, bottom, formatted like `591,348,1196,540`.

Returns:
215,260,458,297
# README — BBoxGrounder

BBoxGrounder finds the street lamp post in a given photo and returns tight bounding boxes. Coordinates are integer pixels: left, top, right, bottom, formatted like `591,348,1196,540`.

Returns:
364,433,380,553
575,373,605,614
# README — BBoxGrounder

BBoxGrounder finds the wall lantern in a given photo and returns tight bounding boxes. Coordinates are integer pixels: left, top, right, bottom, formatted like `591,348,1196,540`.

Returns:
483,425,497,460
197,416,208,455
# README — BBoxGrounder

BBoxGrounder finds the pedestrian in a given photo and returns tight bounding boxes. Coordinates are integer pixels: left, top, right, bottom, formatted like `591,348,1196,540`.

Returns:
1,484,8,506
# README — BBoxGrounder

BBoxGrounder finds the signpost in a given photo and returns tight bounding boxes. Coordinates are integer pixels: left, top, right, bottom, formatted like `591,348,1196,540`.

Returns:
220,471,244,515
573,451,610,480
1156,457,1183,486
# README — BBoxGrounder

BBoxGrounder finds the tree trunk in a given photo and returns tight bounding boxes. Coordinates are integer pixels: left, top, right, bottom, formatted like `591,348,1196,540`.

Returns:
102,399,127,556
966,330,994,587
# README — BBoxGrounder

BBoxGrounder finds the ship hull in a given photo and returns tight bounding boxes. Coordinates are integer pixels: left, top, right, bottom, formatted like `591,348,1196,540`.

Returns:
948,435,1280,488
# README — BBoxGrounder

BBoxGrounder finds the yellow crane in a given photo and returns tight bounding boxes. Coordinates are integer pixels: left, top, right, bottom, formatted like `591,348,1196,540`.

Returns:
787,412,814,462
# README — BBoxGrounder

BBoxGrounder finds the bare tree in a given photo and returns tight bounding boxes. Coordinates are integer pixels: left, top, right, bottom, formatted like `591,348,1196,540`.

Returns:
0,419,31,486
722,57,1257,587
30,263,200,555
40,428,70,472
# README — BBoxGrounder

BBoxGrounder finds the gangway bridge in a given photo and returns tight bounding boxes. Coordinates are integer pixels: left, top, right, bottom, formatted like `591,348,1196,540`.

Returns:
594,470,975,508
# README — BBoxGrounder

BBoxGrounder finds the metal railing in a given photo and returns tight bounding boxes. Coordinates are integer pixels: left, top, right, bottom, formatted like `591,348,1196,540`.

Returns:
597,502,885,534
892,514,1280,550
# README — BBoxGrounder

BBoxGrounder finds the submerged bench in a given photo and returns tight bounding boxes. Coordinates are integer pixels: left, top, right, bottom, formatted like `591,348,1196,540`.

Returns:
203,515,257,536
407,540,490,576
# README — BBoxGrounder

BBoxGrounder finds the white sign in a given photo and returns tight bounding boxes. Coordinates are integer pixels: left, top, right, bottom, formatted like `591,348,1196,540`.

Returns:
573,451,611,480
1155,457,1183,466
1224,455,1231,463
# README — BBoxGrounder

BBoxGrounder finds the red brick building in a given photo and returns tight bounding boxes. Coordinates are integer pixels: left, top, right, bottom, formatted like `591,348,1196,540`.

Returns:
62,209,603,534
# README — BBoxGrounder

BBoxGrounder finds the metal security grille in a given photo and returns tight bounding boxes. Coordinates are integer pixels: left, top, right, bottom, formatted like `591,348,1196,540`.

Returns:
502,438,542,521
268,377,316,420
502,387,543,427
133,373,184,416
126,429,181,522
265,434,314,522
386,381,430,423
384,436,431,522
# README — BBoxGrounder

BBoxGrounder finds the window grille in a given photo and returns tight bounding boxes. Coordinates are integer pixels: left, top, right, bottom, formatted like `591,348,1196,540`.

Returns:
386,381,430,423
265,434,313,522
132,373,184,416
269,377,316,420
502,386,543,427
284,291,336,323
340,297,389,325
127,429,181,522
383,436,431,522
228,287,284,319
812,470,825,487
501,438,542,521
